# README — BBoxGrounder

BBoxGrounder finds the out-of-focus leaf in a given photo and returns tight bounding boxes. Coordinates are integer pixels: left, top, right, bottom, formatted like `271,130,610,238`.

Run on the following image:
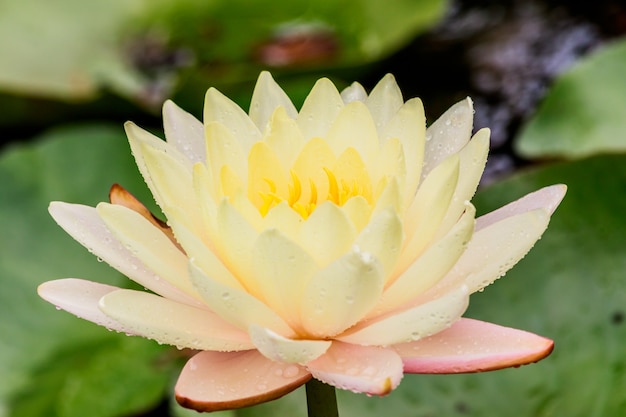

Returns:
0,0,148,100
516,39,626,158
0,125,173,417
238,154,626,416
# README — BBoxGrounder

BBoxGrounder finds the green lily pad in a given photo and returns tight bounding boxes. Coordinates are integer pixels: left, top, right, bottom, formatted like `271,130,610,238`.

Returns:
2,125,625,416
516,38,626,159
0,0,148,100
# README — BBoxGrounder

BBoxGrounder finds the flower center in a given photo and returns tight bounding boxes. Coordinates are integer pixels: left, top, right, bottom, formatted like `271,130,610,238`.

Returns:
258,168,371,219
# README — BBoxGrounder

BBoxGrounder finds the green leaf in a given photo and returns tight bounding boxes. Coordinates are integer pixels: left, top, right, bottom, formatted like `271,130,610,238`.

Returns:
0,0,148,99
0,125,172,417
516,38,626,159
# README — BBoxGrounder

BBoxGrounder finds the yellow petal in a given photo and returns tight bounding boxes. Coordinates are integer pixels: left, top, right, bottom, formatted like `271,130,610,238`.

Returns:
299,202,356,267
249,71,298,131
205,121,247,189
247,141,288,211
381,97,425,201
291,137,337,205
264,106,306,168
399,154,459,272
262,201,304,243
297,78,344,140
188,262,295,337
365,74,404,133
326,101,379,165
163,99,205,164
340,196,372,232
301,247,384,337
370,137,406,195
250,229,318,331
354,207,404,279
204,87,261,154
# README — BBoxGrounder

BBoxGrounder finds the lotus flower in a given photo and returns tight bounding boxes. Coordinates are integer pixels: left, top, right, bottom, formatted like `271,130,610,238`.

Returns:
38,72,565,412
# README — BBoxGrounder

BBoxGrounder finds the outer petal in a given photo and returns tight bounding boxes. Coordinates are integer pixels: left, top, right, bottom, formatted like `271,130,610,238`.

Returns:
249,71,298,131
163,100,205,164
37,278,131,333
99,289,253,351
264,106,306,168
337,286,469,346
396,318,554,373
422,97,473,179
354,207,404,278
476,184,567,230
306,341,403,395
301,247,384,338
48,202,198,306
96,202,200,300
249,325,331,364
437,209,551,295
175,350,310,412
340,81,367,103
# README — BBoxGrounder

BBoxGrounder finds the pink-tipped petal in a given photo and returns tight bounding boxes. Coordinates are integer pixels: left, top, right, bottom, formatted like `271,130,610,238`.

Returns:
396,318,554,374
476,184,567,230
306,342,403,395
37,278,131,333
175,350,310,412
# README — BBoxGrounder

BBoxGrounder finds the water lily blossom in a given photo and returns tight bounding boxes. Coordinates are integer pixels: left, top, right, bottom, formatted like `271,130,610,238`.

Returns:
38,72,565,412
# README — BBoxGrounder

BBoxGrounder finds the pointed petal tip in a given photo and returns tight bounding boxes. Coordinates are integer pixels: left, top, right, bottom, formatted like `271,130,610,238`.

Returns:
398,318,555,374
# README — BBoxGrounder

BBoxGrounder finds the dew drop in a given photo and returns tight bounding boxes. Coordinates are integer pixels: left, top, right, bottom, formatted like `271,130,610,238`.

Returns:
283,365,300,378
96,257,104,263
256,383,268,391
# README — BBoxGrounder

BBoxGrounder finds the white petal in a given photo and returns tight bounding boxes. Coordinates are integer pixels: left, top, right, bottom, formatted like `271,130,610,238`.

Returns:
301,247,384,337
205,121,248,189
99,289,253,351
436,128,489,238
96,203,200,299
163,100,205,164
175,350,309,412
437,209,552,295
365,74,404,133
204,87,261,154
38,278,131,332
249,71,298,131
297,78,344,140
422,97,473,179
188,261,295,337
338,286,469,346
264,106,306,168
48,202,198,306
476,184,567,231
340,81,367,103
249,325,331,364
306,341,403,395
374,204,475,316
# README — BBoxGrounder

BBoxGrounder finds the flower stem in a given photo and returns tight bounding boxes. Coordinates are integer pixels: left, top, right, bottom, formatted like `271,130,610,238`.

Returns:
305,379,339,417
